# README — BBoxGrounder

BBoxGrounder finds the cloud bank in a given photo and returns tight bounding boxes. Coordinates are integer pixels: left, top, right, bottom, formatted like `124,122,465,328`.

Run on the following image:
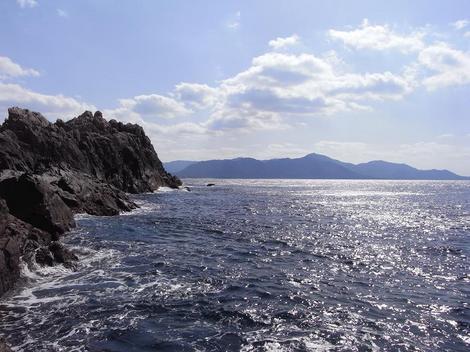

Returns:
16,0,37,9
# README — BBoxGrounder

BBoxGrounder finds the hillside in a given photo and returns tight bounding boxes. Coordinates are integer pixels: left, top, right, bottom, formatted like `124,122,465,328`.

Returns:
175,153,469,180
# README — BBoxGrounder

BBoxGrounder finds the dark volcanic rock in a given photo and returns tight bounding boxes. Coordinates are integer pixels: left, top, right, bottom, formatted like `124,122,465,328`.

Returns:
0,199,19,295
0,173,75,236
54,170,137,216
46,242,78,268
0,199,60,296
0,107,181,191
0,107,181,297
0,199,7,235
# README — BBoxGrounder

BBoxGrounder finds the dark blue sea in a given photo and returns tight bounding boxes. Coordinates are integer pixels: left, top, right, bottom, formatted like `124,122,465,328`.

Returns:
1,180,469,351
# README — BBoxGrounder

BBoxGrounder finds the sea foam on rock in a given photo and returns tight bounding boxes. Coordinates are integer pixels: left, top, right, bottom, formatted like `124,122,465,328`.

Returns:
0,107,182,298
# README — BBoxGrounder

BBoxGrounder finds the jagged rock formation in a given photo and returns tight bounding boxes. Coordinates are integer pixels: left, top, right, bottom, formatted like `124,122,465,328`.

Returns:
0,108,180,191
0,107,181,298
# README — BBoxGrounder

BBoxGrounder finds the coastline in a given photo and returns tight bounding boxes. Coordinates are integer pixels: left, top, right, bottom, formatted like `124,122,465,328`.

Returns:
0,107,181,349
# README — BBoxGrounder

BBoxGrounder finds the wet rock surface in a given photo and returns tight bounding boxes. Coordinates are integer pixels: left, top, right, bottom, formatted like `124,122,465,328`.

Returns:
0,107,181,298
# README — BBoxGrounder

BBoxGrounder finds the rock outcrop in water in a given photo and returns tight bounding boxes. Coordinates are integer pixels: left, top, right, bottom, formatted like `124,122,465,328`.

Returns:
0,107,181,297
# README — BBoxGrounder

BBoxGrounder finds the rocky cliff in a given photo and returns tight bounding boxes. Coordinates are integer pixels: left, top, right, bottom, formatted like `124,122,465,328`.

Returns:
0,108,180,192
0,107,181,297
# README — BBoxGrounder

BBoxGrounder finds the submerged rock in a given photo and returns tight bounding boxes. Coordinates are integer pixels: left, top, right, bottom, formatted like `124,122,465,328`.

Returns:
0,107,181,297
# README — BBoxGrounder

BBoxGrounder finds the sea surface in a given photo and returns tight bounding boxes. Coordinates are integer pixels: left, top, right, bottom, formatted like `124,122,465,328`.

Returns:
1,180,469,351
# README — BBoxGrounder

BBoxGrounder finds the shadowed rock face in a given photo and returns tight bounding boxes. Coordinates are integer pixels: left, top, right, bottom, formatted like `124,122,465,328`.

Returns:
0,107,181,299
0,198,58,296
0,173,75,235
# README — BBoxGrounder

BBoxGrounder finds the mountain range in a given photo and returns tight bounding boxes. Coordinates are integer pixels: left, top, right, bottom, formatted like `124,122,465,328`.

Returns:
164,153,470,180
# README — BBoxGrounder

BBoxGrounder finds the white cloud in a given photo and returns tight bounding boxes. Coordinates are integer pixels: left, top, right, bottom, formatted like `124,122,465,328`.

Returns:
16,0,37,8
106,108,209,136
226,11,241,30
418,43,470,90
117,94,191,119
465,31,470,38
212,51,412,124
147,122,209,136
451,19,469,30
111,48,414,134
268,34,300,50
93,27,444,137
0,56,39,79
0,82,94,120
327,19,470,91
206,108,287,132
57,9,68,18
174,83,218,109
0,55,93,121
329,18,425,53
103,106,211,158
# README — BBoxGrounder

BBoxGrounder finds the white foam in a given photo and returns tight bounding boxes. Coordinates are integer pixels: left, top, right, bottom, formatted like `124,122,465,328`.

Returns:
19,255,74,282
459,334,470,345
121,199,160,215
74,212,95,220
241,337,335,352
157,186,177,192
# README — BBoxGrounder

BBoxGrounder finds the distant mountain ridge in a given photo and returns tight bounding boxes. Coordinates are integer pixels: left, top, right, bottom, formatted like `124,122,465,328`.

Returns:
163,160,197,174
165,153,470,180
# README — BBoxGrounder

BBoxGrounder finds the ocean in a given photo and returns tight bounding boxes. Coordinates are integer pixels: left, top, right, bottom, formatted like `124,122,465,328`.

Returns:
0,180,469,351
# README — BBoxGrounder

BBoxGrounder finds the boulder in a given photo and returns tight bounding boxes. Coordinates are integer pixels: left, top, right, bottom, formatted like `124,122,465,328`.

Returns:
48,241,78,268
35,241,77,269
0,173,75,236
53,171,137,215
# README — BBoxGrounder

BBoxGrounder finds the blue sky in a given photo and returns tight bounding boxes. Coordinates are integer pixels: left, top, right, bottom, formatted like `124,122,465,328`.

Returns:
1,0,470,175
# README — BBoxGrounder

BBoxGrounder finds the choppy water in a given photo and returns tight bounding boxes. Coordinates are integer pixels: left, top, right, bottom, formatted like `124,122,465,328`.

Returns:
1,180,470,351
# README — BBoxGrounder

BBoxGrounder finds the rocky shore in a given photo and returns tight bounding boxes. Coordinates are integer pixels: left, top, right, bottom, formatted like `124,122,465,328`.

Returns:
0,107,181,298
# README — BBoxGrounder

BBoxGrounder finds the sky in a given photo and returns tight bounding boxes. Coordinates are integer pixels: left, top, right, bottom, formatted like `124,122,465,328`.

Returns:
1,0,470,175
